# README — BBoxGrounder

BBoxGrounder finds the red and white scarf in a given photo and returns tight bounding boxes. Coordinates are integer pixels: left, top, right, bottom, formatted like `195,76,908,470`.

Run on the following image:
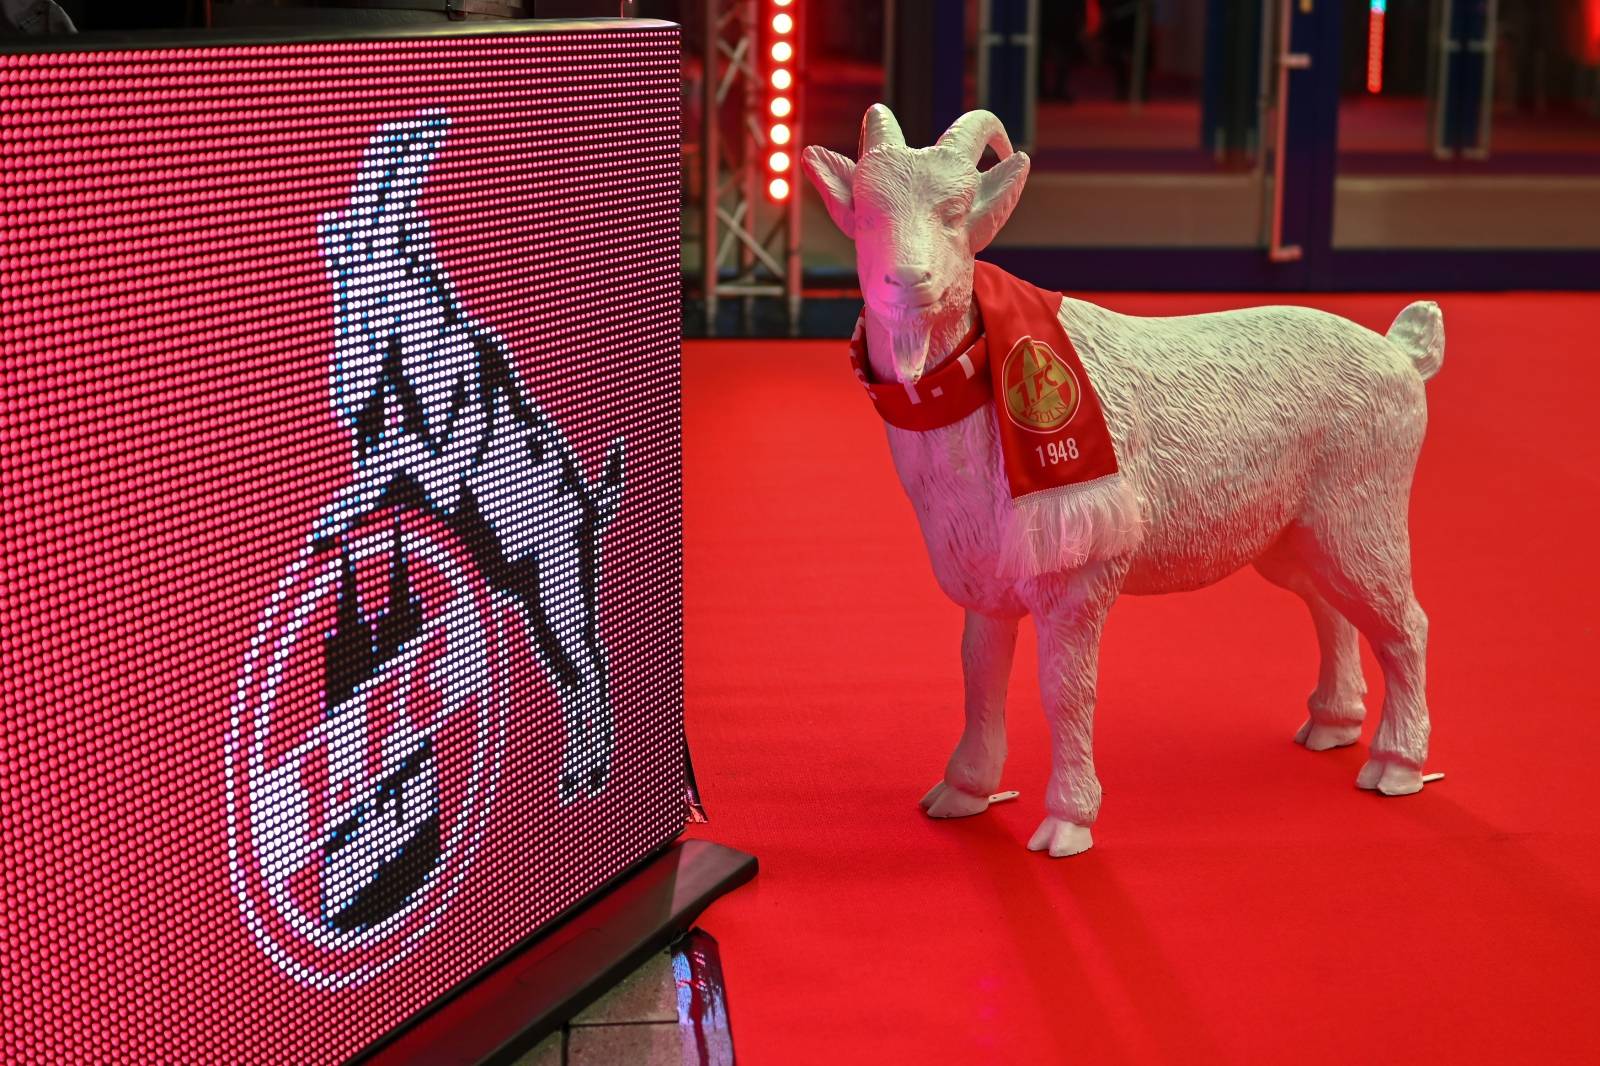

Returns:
847,261,1141,577
848,260,1122,500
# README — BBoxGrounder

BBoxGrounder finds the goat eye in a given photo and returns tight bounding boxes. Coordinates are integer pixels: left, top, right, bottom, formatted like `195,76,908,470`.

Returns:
939,202,965,225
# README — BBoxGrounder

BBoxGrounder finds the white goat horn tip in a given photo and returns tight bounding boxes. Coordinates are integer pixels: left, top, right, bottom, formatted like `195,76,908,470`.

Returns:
860,103,906,156
938,109,1014,164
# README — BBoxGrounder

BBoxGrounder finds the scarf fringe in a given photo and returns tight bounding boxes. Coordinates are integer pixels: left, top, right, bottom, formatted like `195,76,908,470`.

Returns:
996,473,1143,581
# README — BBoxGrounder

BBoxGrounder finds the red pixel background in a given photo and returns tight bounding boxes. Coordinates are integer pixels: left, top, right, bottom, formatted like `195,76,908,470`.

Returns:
1,25,683,1064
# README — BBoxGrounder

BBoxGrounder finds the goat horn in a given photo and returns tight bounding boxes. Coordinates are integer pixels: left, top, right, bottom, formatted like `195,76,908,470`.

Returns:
936,110,1014,165
859,103,906,156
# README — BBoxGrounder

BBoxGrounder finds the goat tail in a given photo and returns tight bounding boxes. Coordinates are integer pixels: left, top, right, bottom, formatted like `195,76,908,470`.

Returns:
589,437,626,527
1387,300,1445,382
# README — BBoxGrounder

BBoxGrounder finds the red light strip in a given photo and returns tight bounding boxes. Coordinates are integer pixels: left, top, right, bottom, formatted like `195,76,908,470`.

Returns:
1366,7,1385,94
766,0,796,200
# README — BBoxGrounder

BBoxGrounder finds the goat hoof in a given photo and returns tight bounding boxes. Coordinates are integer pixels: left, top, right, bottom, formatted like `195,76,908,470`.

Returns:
1027,816,1094,858
1294,719,1362,751
920,781,991,819
1356,758,1424,796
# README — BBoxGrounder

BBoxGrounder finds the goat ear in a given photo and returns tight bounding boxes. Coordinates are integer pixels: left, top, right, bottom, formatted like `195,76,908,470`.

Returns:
968,151,1030,253
802,146,856,238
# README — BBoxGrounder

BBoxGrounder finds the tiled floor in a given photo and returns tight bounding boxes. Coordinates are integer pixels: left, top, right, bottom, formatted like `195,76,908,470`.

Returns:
513,929,734,1066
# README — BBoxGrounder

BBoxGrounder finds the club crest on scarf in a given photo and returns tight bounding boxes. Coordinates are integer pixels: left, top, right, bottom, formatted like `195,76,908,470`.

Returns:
1001,338,1081,433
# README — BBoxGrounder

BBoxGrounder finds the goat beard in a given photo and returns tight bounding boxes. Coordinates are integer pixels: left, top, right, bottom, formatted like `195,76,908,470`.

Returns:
889,329,932,384
869,285,974,384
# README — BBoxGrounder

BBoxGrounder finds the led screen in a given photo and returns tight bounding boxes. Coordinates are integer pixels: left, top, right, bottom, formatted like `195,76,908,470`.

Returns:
1,22,684,1064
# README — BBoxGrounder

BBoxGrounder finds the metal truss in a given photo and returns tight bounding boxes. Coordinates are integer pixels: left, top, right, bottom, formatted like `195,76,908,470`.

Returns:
700,0,802,335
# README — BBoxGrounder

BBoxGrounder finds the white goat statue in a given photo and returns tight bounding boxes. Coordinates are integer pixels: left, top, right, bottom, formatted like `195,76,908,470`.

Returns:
803,105,1443,857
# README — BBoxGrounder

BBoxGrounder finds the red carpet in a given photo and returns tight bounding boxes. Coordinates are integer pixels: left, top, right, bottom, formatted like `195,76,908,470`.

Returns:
681,293,1600,1065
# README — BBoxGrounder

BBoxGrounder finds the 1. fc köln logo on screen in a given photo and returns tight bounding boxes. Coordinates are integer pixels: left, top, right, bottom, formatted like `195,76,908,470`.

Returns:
224,111,627,987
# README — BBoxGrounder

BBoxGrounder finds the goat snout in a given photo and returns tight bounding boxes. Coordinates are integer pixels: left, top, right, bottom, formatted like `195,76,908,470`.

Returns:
884,265,934,291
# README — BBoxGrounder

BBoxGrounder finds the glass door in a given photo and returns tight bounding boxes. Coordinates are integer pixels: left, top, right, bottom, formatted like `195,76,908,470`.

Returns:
1312,0,1600,286
733,0,1600,305
971,0,1600,290
978,0,1317,290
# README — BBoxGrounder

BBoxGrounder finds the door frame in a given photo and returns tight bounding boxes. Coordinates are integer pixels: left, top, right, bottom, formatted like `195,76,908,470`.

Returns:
986,0,1600,292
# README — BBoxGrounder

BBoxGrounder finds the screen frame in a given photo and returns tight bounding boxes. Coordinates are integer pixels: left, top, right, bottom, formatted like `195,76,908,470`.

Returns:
349,836,678,1064
0,16,679,54
3,17,690,1062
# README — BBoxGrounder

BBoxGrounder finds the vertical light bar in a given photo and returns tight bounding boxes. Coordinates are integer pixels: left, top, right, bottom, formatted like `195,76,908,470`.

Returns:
767,0,797,200
1367,0,1386,94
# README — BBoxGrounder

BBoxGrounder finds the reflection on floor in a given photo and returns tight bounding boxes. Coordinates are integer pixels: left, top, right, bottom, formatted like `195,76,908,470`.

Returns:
512,929,735,1066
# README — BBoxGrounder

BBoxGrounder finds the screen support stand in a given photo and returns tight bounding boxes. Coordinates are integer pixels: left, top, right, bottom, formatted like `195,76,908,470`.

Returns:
355,840,758,1065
